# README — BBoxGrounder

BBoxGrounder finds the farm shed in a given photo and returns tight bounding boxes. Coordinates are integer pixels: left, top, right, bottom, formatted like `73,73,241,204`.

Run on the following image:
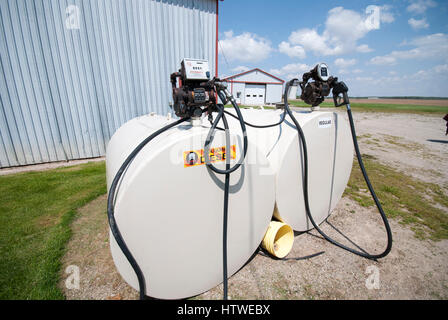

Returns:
223,68,284,106
0,0,219,168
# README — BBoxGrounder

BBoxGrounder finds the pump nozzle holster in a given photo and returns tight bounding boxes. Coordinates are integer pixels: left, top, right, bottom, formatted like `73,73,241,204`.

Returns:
332,79,349,107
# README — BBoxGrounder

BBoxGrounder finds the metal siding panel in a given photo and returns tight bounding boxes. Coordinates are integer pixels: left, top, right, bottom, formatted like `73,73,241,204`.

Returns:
129,0,144,117
62,0,94,158
231,82,245,104
96,0,120,133
0,80,15,167
77,0,105,156
0,1,35,164
70,0,102,157
266,84,283,104
0,0,217,167
116,0,135,122
48,0,82,160
0,57,21,167
22,0,63,162
13,0,50,163
83,0,112,144
35,0,72,161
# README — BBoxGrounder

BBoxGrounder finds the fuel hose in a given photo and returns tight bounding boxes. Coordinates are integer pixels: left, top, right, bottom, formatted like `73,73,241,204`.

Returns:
203,89,250,300
283,80,393,260
107,117,190,299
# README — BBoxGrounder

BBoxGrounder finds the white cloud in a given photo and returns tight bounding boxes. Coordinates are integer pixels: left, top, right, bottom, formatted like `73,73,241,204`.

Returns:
370,33,448,65
269,63,311,78
219,31,273,63
278,41,306,59
280,6,393,57
355,76,374,82
370,56,398,65
334,58,357,68
434,64,448,74
231,66,250,73
380,5,395,23
407,0,437,14
343,64,448,96
288,28,333,55
408,18,429,30
409,65,448,78
356,44,373,53
338,68,362,75
412,70,428,78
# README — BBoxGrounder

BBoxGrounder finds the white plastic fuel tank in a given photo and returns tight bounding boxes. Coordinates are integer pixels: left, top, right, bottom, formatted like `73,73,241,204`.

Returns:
225,108,354,232
106,113,275,299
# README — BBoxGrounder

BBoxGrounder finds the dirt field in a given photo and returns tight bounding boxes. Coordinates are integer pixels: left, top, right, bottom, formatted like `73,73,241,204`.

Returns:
350,98,448,107
60,110,448,300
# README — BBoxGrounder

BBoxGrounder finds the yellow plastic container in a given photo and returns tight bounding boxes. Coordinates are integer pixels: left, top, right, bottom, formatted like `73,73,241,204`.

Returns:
262,221,294,258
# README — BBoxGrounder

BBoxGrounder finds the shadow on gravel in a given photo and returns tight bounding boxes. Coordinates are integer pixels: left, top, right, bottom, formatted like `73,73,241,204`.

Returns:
427,139,448,144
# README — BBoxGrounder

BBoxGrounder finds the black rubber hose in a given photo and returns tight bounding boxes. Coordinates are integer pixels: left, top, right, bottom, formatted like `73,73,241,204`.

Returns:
107,117,190,300
220,112,231,300
283,82,393,260
204,90,248,175
203,89,251,299
223,108,287,128
203,89,248,300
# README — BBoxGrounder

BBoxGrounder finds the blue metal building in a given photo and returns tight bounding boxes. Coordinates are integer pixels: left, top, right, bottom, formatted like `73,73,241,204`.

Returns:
0,0,218,168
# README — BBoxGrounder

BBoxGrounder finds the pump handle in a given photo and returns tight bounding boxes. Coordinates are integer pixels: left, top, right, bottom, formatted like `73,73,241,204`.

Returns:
332,80,349,107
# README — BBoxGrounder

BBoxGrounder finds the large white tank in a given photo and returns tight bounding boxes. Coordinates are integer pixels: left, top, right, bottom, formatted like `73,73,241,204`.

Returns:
106,113,275,299
225,108,353,231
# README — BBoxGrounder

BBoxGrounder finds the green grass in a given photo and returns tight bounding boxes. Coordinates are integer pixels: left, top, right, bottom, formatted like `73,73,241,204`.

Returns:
289,100,448,114
345,155,448,240
224,104,276,110
0,161,106,299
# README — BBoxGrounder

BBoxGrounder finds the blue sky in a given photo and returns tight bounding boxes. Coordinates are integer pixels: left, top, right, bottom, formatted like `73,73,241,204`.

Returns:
217,0,448,97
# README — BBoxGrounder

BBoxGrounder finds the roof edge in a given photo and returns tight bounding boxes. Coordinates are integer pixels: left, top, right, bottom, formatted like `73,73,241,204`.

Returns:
223,68,285,83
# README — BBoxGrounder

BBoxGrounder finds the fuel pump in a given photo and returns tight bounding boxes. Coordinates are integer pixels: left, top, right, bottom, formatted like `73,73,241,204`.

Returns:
289,63,393,259
108,58,250,300
106,60,392,301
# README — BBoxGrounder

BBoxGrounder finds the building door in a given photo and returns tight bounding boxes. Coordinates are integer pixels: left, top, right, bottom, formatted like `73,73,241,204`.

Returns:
244,84,266,105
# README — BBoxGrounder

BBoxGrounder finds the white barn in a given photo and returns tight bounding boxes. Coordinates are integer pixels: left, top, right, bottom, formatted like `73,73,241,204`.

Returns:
223,69,284,106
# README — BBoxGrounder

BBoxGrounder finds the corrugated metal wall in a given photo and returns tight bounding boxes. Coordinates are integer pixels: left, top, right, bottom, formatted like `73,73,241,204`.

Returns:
0,0,217,168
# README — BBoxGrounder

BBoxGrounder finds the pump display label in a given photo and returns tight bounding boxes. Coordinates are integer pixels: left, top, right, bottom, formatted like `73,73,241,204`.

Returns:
183,145,236,167
318,117,332,128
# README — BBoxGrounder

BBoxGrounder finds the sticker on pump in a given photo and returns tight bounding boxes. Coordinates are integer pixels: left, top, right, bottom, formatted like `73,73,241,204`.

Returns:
184,145,236,167
318,117,333,128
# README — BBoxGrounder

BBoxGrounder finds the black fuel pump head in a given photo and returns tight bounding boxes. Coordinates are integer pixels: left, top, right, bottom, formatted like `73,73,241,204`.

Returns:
299,63,350,107
170,59,218,118
300,63,334,106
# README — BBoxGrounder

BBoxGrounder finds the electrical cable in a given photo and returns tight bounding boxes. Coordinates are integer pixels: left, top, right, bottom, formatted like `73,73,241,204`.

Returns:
203,88,250,300
283,80,393,260
204,90,248,175
107,117,190,300
223,108,287,129
221,111,231,300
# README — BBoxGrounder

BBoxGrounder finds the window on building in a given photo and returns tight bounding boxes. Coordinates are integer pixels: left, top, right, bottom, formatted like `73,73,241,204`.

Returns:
237,92,241,98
